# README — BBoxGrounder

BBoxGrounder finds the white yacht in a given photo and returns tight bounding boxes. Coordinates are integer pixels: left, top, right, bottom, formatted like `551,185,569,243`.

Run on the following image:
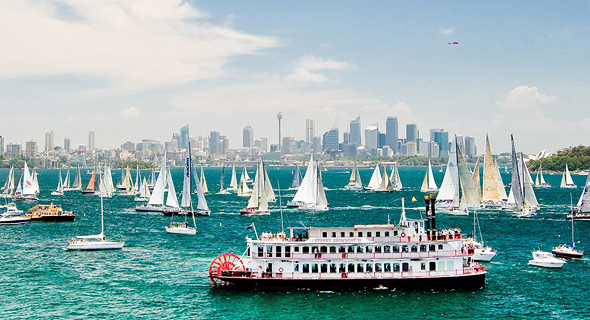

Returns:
528,251,566,268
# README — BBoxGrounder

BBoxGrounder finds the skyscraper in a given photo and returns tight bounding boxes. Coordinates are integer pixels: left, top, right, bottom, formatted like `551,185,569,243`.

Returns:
364,125,379,151
45,130,54,153
88,130,95,151
456,135,465,154
322,129,339,152
25,140,37,159
465,136,477,157
305,118,315,143
64,138,71,152
179,124,189,150
385,116,399,152
243,125,254,148
406,123,418,144
210,131,220,154
0,135,4,154
433,130,449,158
350,117,361,146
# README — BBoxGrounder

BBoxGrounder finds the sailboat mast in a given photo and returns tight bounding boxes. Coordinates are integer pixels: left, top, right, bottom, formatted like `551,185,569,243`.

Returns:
100,194,105,236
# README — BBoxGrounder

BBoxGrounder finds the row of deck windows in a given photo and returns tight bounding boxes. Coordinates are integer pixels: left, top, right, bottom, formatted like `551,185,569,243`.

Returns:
256,244,446,257
291,261,454,273
321,231,402,238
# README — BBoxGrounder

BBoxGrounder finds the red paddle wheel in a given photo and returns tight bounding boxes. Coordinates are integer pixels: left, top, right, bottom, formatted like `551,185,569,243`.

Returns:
208,253,245,286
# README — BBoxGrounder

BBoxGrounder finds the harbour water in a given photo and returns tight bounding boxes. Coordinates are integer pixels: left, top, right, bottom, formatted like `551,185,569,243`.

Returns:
1,166,589,319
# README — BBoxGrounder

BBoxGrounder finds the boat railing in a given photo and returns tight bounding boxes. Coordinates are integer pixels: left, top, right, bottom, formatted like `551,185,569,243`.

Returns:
255,249,470,260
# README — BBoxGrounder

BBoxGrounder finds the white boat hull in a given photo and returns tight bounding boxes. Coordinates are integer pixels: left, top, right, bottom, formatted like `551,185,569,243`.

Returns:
0,216,30,224
66,241,124,250
528,260,565,268
165,226,196,235
473,248,496,262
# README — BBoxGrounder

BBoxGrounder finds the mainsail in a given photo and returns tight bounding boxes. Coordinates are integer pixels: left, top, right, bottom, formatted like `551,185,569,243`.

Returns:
420,160,438,192
437,141,460,207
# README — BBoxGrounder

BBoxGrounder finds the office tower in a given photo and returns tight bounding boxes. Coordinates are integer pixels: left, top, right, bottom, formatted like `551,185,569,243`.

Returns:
6,143,21,158
456,135,465,153
88,130,95,151
220,136,229,154
385,116,399,152
179,124,189,150
0,135,4,154
405,141,417,156
350,117,361,146
45,131,54,153
378,133,386,148
254,138,268,153
64,138,71,152
312,136,322,154
277,112,282,150
406,123,418,144
322,129,339,152
210,131,220,154
282,137,296,154
243,125,254,148
433,130,449,158
25,140,38,158
465,136,477,157
305,118,315,143
364,125,378,151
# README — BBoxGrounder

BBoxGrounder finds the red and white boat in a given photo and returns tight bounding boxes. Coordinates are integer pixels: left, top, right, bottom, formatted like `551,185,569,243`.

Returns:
209,196,486,291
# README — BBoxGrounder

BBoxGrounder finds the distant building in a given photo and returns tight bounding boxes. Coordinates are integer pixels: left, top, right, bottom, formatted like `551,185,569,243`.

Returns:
254,137,268,153
406,123,418,145
385,116,399,153
465,136,477,158
350,117,361,147
45,131,54,153
364,125,378,151
322,129,339,152
282,137,296,154
432,130,449,158
0,135,4,154
6,143,21,158
312,136,322,154
405,141,417,156
220,136,230,154
306,119,315,143
121,141,135,152
64,138,71,152
243,125,254,148
25,140,38,159
456,135,465,154
88,130,95,151
210,131,221,154
179,124,190,150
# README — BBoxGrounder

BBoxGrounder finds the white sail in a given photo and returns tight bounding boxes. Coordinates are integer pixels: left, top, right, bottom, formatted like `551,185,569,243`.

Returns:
56,170,64,193
482,135,506,202
264,165,276,202
2,166,15,196
180,155,192,208
200,167,209,194
493,159,508,200
510,135,525,211
32,169,40,194
421,160,438,192
472,157,481,197
139,178,147,198
193,168,209,211
316,170,329,208
148,155,167,206
366,165,382,190
575,172,590,213
134,165,140,193
246,161,268,211
437,141,459,206
291,165,302,189
392,164,403,190
237,169,251,196
75,166,83,190
561,164,576,188
292,155,318,204
379,166,394,192
22,162,36,196
523,161,539,208
229,166,239,190
63,169,71,189
165,168,179,208
243,166,251,182
457,143,481,206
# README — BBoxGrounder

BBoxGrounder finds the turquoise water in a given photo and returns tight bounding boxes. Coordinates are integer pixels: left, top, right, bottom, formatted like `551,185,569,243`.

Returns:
1,167,589,319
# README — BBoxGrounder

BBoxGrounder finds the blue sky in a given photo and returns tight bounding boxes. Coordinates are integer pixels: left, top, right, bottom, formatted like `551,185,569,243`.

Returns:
1,1,589,154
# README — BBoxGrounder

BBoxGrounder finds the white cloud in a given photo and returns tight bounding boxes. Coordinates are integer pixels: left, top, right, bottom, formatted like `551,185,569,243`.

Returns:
286,55,357,83
119,106,140,117
0,0,278,93
439,27,454,35
496,86,557,109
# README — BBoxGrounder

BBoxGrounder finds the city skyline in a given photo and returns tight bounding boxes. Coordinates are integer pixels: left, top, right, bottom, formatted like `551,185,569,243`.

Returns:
1,1,589,154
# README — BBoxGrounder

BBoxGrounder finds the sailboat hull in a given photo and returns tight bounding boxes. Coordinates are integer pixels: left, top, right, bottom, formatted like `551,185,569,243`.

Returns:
165,226,196,235
66,241,124,250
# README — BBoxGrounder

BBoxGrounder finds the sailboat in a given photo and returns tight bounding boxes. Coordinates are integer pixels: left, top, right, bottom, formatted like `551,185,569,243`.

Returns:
217,165,231,195
119,167,136,195
289,165,303,190
228,165,239,192
344,162,363,190
134,177,151,202
481,134,508,209
82,165,97,194
287,155,329,211
198,167,209,195
456,141,483,212
364,165,382,191
553,195,583,258
14,162,38,201
436,141,460,211
420,160,438,192
1,166,15,198
191,162,211,216
66,188,124,250
51,170,64,196
534,164,551,188
465,209,497,261
72,166,83,191
560,163,576,188
243,166,252,183
568,172,590,220
240,160,271,215
375,166,394,193
62,169,71,191
263,165,276,202
96,164,116,198
136,153,180,215
166,150,199,234
148,169,156,190
237,169,252,197
390,164,403,191
508,134,538,217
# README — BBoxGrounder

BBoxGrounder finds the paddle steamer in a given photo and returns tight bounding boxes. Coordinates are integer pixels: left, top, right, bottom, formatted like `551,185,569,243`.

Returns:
209,196,486,291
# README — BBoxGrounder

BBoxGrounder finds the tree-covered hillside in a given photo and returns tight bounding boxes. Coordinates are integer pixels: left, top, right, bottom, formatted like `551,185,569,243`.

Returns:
528,145,590,172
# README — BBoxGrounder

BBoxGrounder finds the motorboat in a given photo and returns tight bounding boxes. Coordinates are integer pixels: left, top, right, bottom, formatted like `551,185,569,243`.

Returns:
0,213,30,225
528,251,566,268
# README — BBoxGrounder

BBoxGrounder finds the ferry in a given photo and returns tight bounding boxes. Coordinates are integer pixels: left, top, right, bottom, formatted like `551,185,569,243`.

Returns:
25,203,75,221
208,196,486,291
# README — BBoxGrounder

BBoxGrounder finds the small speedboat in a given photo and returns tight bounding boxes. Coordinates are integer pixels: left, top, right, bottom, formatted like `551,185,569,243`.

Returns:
528,250,566,268
0,213,30,225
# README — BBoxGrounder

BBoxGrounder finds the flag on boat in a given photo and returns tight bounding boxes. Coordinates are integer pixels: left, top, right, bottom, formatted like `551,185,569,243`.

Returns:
246,222,254,230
